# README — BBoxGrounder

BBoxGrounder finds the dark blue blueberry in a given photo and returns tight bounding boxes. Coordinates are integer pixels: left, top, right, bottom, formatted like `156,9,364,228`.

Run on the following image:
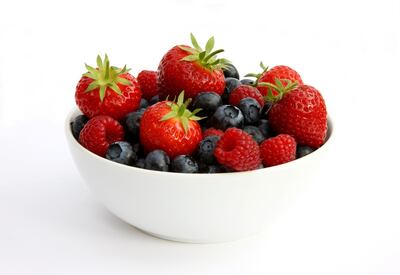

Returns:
197,135,220,165
260,101,272,119
139,98,149,109
296,146,315,159
71,115,89,140
258,119,275,139
192,92,222,117
209,105,244,130
123,109,145,142
149,95,160,105
171,155,199,173
243,125,265,144
240,79,255,86
199,164,226,173
222,77,241,103
106,141,137,165
144,150,170,171
238,97,261,125
134,158,145,169
222,63,240,79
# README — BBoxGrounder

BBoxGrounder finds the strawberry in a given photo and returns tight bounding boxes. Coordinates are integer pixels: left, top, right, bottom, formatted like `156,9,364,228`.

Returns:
245,62,303,97
137,70,158,100
139,91,203,158
75,55,142,120
79,115,125,157
266,83,327,148
229,85,265,107
157,33,228,100
260,134,297,167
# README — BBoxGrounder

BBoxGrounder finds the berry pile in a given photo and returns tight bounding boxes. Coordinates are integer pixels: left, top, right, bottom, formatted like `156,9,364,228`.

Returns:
71,34,328,173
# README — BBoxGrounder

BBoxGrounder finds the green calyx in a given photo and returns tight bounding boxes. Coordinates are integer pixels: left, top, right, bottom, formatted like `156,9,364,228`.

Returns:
258,78,298,103
244,61,269,86
178,33,230,70
160,91,204,134
83,54,132,101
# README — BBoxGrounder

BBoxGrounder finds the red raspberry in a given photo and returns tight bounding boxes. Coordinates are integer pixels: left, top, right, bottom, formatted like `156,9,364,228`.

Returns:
229,85,265,107
203,128,224,138
79,115,124,157
214,128,261,171
137,70,158,100
260,134,296,167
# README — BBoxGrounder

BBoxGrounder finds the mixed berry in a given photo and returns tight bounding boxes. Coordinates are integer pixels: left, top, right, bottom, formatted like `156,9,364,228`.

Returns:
71,34,329,173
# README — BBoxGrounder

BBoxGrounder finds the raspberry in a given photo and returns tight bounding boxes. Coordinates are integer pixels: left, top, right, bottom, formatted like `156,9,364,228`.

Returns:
214,128,261,171
229,85,265,107
260,134,296,167
203,128,224,138
137,70,158,100
79,115,124,157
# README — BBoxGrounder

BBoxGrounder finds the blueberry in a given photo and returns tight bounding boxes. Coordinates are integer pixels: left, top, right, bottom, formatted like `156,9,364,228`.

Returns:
199,164,226,173
171,155,199,173
106,141,137,165
139,98,149,109
258,119,275,139
123,109,145,142
222,63,240,79
144,150,170,171
149,95,160,105
134,158,145,169
222,77,241,103
260,101,272,119
197,135,220,165
209,105,244,130
296,146,315,159
240,79,255,86
71,115,89,140
238,97,261,125
243,125,265,144
192,92,222,117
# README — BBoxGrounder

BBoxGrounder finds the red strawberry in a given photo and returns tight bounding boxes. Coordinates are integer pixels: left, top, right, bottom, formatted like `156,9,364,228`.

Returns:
79,115,124,157
268,84,327,148
140,91,203,158
229,85,265,107
137,70,158,100
203,128,224,138
157,33,228,100
214,128,261,171
75,55,142,120
260,134,296,167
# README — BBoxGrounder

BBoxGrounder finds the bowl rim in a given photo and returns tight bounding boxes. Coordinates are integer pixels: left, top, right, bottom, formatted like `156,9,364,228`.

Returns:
65,107,334,177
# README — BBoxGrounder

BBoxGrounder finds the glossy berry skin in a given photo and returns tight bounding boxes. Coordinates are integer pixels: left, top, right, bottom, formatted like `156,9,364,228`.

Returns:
157,46,225,99
296,145,315,159
243,125,265,144
238,98,261,125
258,119,275,139
122,109,145,142
203,128,224,138
269,84,327,148
71,115,89,140
240,79,255,86
222,77,241,103
257,65,303,96
79,115,124,157
144,150,170,171
214,128,261,171
229,85,265,108
137,70,158,100
260,134,297,167
197,135,220,165
192,92,222,117
75,73,142,120
140,101,203,158
171,155,199,173
209,105,244,130
106,141,137,165
222,63,239,79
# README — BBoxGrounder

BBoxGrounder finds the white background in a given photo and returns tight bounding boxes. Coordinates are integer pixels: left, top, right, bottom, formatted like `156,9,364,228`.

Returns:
1,0,400,274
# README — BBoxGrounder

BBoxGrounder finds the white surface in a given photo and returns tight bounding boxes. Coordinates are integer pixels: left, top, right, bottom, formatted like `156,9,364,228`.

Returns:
1,0,399,274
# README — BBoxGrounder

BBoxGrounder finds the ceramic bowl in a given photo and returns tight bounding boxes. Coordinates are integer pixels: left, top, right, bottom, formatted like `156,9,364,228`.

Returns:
66,108,333,243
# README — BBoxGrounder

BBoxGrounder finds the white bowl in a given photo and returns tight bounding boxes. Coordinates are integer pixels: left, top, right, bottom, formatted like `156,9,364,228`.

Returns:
65,108,334,243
